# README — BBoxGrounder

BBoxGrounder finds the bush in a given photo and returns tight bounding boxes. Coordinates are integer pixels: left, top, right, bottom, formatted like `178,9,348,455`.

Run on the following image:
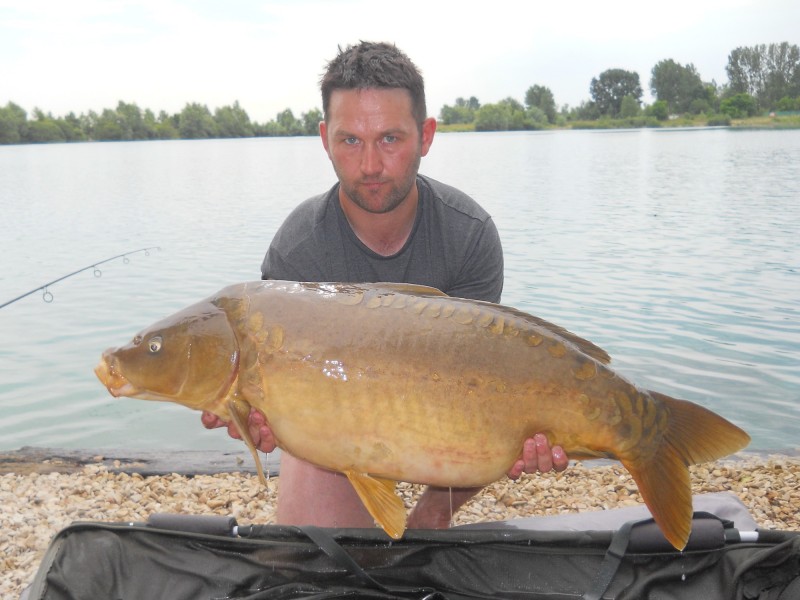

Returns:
645,100,669,121
619,95,641,118
720,93,758,118
706,114,732,126
689,98,711,115
775,96,800,111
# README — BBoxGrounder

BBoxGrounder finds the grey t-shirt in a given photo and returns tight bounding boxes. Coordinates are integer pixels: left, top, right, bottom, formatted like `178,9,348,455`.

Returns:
261,175,503,302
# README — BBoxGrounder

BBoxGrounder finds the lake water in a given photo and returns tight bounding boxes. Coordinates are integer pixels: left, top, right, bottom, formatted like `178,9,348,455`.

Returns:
1,129,798,456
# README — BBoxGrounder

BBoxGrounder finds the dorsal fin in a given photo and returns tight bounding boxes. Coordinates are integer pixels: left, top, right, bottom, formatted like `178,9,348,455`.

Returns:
517,310,611,364
366,282,611,365
471,301,612,365
369,282,449,297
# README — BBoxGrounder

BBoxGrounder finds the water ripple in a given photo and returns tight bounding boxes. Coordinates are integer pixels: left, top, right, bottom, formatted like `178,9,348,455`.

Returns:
2,131,799,453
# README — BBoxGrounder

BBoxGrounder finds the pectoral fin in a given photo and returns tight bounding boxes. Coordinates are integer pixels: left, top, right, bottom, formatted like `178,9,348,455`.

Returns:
227,398,269,487
345,471,406,539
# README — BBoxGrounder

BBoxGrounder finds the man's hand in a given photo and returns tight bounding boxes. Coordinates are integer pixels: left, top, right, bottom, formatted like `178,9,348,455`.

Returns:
507,433,568,480
201,408,277,453
409,434,568,529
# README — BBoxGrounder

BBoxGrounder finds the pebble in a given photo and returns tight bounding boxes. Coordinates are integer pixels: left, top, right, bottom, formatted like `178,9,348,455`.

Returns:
2,455,798,598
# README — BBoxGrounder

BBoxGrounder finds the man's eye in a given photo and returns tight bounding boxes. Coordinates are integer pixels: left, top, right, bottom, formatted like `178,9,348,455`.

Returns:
344,137,359,145
383,135,397,143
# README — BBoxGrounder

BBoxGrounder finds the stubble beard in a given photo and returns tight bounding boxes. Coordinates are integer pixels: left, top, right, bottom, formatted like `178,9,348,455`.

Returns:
336,154,421,215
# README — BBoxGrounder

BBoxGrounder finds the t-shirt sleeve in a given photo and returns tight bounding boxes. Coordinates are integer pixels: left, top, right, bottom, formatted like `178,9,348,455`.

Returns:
259,193,333,282
445,216,504,303
261,244,306,281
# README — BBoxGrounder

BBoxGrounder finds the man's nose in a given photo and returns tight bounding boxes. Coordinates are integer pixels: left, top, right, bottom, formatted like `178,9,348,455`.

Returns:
361,143,383,175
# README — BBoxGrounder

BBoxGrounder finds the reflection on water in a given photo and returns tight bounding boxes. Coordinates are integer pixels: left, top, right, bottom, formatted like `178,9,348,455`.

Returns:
1,130,798,453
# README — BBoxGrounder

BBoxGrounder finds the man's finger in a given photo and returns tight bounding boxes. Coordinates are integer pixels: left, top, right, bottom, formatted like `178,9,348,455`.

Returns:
257,424,277,453
507,459,524,480
201,411,223,429
226,421,242,440
552,445,568,472
534,433,554,473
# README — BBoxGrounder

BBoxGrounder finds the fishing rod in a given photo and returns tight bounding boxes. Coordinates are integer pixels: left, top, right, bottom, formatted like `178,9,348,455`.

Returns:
0,246,160,309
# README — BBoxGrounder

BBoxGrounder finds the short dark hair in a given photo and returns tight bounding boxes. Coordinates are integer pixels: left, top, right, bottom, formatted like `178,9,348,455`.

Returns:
320,41,427,127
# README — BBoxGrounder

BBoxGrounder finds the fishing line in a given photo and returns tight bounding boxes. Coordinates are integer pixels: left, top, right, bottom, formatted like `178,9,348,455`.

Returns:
0,246,160,309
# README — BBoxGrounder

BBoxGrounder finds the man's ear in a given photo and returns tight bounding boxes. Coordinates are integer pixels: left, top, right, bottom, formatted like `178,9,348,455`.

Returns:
319,120,332,158
420,117,436,157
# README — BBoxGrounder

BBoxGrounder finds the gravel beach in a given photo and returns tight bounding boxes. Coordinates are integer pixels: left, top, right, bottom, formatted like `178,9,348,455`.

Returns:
2,453,798,598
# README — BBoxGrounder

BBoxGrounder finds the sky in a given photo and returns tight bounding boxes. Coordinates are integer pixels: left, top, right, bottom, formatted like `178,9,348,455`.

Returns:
1,0,798,123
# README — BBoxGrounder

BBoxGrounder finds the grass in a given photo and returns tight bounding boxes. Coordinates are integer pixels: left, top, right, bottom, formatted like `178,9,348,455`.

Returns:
436,114,800,133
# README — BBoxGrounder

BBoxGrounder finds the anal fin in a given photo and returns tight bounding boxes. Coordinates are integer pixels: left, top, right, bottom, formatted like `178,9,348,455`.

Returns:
345,471,406,539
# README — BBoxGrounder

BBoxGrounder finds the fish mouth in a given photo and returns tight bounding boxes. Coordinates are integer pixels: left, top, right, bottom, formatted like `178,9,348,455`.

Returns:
95,354,139,398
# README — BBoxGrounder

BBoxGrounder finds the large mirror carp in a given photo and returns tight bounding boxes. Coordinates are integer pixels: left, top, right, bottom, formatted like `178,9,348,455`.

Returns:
95,281,750,549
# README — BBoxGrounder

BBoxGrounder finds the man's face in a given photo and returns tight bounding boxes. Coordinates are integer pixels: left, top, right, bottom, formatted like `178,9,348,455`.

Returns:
320,88,435,214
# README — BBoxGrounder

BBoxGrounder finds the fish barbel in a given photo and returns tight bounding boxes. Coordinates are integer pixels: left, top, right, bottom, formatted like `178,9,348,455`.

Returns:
94,280,750,549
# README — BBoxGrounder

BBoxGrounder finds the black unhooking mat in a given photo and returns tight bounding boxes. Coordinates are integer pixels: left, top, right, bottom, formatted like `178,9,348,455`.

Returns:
23,513,800,600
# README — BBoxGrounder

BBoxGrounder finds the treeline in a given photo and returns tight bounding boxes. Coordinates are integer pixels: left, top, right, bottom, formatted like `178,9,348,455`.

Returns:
0,100,323,145
440,41,800,130
2,42,799,144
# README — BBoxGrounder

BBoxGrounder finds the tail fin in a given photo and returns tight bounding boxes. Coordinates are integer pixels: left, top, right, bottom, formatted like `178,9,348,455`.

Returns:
621,392,750,550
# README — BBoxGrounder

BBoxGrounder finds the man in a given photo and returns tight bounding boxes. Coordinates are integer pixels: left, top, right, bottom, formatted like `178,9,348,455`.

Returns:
203,41,567,530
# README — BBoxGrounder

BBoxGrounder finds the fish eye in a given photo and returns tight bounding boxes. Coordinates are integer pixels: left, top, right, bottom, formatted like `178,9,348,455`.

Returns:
148,336,163,353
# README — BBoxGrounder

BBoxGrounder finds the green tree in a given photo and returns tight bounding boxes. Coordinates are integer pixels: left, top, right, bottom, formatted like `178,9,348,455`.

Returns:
720,93,758,118
273,108,303,136
590,69,643,117
94,108,126,140
645,100,669,120
650,59,706,114
727,42,800,109
524,85,556,124
301,108,323,135
502,97,527,129
619,95,641,118
26,110,66,143
763,42,800,108
525,106,549,127
474,103,511,131
56,112,85,142
569,100,600,121
439,96,480,125
727,45,764,99
0,102,27,144
702,82,721,113
115,101,152,140
776,96,800,111
474,97,542,131
215,101,254,138
152,110,179,139
256,120,283,136
178,103,218,139
79,111,98,140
